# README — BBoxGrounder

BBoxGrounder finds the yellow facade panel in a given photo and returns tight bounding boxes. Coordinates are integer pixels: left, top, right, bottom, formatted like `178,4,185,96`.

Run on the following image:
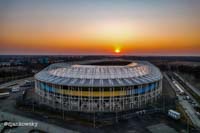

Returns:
57,89,126,97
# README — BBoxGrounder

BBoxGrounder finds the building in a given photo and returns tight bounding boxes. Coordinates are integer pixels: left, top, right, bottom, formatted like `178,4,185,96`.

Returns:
34,60,162,113
38,57,49,64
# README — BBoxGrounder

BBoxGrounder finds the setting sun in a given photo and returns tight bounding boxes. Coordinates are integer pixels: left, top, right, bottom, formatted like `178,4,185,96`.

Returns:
115,48,121,54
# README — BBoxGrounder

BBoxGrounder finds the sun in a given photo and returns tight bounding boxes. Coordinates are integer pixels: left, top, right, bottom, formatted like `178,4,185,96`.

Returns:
115,48,121,54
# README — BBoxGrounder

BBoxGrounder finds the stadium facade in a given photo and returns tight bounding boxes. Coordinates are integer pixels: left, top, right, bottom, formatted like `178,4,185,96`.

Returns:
34,60,162,113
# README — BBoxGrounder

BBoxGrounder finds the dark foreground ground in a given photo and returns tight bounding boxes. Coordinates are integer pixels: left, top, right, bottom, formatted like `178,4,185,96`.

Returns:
0,76,198,133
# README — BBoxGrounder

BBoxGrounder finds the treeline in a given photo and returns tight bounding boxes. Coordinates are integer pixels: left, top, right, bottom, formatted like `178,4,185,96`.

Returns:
0,67,34,84
156,64,200,79
0,68,33,78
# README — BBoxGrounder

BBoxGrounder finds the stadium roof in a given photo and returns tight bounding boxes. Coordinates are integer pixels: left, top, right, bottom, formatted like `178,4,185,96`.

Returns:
35,60,162,87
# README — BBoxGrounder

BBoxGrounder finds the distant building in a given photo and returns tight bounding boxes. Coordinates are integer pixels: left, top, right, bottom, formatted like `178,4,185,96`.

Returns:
0,62,11,66
38,57,49,64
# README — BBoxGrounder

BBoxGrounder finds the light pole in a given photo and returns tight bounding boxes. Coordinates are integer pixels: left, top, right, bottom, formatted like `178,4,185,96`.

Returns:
187,118,189,133
93,112,96,128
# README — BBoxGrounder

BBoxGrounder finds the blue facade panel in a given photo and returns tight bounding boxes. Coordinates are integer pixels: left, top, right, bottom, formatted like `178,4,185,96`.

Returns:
40,82,56,93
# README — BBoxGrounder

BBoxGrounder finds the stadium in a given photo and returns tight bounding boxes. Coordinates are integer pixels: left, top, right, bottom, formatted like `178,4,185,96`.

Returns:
34,60,162,113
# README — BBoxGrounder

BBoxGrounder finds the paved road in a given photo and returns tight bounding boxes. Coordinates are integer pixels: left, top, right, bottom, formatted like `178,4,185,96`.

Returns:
0,111,78,133
0,77,79,133
178,95,200,127
173,77,199,106
0,77,34,89
174,72,200,97
164,73,200,128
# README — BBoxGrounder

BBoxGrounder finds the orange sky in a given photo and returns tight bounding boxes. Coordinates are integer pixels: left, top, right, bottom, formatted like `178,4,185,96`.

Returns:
0,0,200,55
